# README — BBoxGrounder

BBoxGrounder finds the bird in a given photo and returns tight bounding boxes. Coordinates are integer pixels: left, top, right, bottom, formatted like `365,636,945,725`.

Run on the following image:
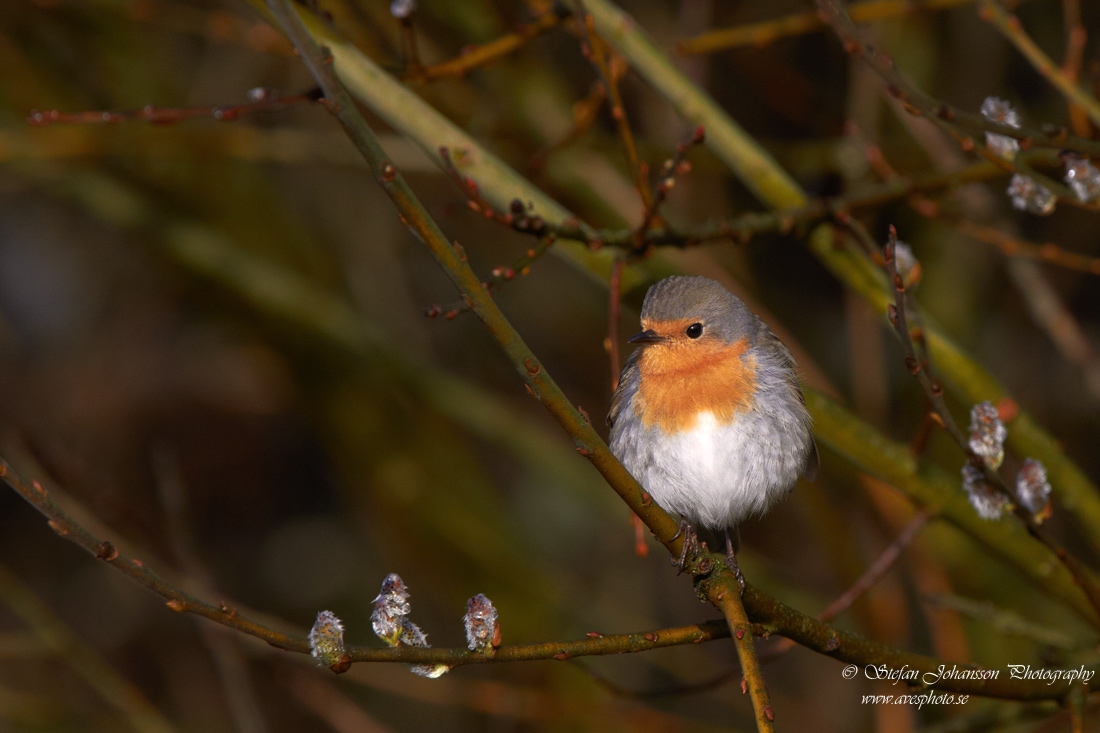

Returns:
607,276,818,585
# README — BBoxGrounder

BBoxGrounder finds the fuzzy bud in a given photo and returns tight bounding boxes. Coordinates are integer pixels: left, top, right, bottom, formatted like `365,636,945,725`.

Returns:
464,594,499,654
390,0,417,19
892,240,921,289
1063,154,1100,203
962,463,1009,520
371,573,411,647
980,96,1020,159
309,611,346,667
399,620,450,678
968,401,1007,468
1016,458,1052,519
1007,174,1055,215
370,574,449,678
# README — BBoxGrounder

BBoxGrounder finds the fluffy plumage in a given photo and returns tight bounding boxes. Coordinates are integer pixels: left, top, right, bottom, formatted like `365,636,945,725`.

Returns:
608,276,818,532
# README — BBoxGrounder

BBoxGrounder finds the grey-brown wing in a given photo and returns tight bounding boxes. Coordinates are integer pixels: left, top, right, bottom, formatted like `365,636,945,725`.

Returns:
607,349,641,428
759,326,820,481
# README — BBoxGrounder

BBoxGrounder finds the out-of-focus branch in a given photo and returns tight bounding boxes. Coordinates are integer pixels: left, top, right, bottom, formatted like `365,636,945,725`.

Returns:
27,88,322,126
883,228,1100,628
804,385,1097,625
742,585,1096,700
678,0,978,55
405,6,566,83
0,560,175,733
573,1,653,212
815,0,1100,158
807,222,1100,557
979,0,1100,129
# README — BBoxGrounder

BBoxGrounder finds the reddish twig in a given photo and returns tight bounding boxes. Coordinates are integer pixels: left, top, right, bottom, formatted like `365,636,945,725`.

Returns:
529,80,608,172
607,257,624,391
606,257,650,559
760,510,933,661
27,87,322,126
979,0,1100,130
424,234,555,320
634,125,707,247
814,0,1100,159
1061,0,1090,136
678,0,979,55
396,11,424,79
573,0,653,212
406,7,567,83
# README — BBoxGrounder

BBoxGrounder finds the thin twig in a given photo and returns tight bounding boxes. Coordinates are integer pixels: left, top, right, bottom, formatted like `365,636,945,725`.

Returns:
678,0,979,54
814,0,1100,159
27,88,322,126
573,0,653,212
396,13,423,79
153,451,268,733
760,510,933,661
819,510,933,623
607,257,623,391
4,431,1096,697
528,81,608,172
635,125,707,245
406,7,566,83
883,227,1100,629
1060,0,1090,136
979,0,1100,129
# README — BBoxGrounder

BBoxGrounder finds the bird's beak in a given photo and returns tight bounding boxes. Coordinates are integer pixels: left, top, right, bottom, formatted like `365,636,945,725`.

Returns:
628,329,668,345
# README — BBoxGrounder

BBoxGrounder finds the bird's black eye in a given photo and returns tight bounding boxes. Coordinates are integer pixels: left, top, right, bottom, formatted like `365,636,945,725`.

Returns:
686,323,703,339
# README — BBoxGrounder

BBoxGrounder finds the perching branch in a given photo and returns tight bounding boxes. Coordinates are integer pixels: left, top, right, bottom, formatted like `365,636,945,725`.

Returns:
257,1,783,726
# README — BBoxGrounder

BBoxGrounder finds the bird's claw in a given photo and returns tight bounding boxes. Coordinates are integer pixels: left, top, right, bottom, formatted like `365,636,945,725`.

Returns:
725,543,746,595
672,519,699,575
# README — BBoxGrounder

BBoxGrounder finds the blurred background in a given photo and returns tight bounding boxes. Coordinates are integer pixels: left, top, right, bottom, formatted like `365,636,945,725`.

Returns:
1,0,1099,730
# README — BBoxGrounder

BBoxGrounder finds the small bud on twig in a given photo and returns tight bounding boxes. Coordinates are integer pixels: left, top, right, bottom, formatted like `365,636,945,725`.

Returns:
1016,458,1052,521
980,96,1021,159
1007,174,1055,215
464,593,500,655
309,610,347,668
1063,154,1100,203
370,574,450,678
962,463,1009,520
968,401,1006,469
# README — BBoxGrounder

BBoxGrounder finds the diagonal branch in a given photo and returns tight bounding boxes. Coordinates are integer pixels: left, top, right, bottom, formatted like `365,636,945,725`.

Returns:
256,1,781,727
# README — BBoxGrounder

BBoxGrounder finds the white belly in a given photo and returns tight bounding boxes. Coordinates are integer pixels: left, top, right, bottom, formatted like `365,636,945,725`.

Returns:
615,410,808,530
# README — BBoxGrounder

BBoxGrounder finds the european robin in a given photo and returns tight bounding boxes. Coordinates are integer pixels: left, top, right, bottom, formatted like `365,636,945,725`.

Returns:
608,276,818,583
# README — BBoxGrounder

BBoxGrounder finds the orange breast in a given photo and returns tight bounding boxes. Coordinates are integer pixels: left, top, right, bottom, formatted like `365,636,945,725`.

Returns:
633,336,757,433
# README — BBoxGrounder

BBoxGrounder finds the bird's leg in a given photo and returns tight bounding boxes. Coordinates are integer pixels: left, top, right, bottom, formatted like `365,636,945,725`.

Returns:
724,528,746,592
672,518,699,574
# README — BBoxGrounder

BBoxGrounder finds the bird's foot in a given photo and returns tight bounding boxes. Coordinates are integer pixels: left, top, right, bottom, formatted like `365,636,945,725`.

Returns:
672,519,700,575
724,531,746,595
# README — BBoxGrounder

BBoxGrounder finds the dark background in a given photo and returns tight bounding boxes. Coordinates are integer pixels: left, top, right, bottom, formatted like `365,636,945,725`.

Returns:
0,0,1098,730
